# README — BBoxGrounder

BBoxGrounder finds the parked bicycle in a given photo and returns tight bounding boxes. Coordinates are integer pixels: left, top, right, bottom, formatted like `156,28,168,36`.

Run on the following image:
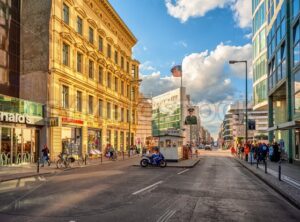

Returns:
56,153,75,168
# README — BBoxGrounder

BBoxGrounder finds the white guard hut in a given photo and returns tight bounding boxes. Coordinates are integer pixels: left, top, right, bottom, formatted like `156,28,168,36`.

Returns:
157,129,184,162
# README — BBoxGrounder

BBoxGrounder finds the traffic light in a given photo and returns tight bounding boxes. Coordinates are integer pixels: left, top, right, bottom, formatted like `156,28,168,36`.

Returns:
248,119,256,130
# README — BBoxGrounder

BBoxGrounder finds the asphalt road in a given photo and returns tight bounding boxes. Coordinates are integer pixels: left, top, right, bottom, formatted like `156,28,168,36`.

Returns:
0,150,299,222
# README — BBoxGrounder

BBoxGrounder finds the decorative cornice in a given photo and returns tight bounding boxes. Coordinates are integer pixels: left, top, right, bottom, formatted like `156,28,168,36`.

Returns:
87,18,98,29
106,36,114,45
97,28,106,37
75,42,89,53
74,6,87,18
64,0,75,6
60,32,76,44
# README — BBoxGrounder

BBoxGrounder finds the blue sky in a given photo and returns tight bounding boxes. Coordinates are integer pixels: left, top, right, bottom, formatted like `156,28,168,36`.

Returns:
109,0,252,138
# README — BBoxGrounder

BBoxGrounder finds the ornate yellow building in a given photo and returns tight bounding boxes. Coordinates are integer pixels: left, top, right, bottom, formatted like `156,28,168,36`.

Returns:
20,0,140,158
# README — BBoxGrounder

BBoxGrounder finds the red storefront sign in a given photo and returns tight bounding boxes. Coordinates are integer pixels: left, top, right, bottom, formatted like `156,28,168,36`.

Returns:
62,117,83,125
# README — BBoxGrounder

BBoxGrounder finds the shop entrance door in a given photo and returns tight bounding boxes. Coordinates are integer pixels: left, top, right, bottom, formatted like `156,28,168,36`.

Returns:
295,129,300,160
12,128,22,164
1,127,12,165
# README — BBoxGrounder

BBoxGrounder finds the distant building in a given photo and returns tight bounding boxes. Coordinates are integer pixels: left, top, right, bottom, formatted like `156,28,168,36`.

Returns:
136,94,152,148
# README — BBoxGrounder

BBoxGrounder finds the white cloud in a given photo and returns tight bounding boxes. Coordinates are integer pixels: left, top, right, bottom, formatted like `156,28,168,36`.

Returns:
140,61,156,72
165,0,252,29
165,0,233,23
231,0,252,28
141,42,252,103
244,32,253,39
140,43,252,137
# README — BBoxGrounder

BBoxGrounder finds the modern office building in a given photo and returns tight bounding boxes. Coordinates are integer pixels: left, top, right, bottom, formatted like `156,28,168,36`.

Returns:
252,0,268,111
20,0,140,159
267,0,300,163
152,87,192,145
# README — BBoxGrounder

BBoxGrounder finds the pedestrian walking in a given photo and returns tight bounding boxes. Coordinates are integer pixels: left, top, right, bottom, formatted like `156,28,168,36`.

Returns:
41,144,51,167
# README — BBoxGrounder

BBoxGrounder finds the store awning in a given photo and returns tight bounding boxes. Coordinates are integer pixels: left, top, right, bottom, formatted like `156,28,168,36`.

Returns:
267,120,300,131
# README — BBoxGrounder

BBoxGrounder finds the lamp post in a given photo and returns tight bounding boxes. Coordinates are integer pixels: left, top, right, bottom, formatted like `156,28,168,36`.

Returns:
128,79,142,150
229,60,248,145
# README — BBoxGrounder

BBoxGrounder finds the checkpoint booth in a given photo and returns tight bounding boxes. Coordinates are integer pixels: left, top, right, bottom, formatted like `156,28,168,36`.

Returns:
156,129,184,162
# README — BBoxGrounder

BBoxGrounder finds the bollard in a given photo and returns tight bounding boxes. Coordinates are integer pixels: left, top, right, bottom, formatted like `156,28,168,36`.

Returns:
37,157,40,173
122,151,125,160
265,159,267,174
278,160,282,181
256,157,259,168
101,153,103,164
84,154,87,165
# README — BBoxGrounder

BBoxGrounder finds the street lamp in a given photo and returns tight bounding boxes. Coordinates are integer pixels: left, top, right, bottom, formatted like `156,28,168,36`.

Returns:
229,60,248,145
128,79,142,150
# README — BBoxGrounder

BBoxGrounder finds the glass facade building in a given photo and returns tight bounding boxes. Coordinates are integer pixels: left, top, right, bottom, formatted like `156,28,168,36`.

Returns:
253,0,268,111
267,0,300,162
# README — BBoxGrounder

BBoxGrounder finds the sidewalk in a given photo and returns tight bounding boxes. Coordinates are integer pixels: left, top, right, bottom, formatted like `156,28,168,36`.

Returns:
0,154,139,182
235,157,300,209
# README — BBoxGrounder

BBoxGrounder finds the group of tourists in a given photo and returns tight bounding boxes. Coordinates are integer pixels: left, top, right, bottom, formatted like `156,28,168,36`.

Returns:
231,141,284,163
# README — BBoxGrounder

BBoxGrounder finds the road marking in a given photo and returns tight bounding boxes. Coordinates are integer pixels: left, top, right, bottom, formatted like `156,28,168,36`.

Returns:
177,169,189,175
157,209,176,222
132,181,163,195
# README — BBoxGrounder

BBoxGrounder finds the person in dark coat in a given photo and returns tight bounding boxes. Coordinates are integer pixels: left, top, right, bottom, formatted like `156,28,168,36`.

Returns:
273,142,280,162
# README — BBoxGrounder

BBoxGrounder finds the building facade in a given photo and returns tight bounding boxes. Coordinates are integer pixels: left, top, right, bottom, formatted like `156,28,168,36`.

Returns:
136,94,152,149
267,0,300,163
253,0,268,111
0,0,20,97
20,0,140,158
152,87,192,145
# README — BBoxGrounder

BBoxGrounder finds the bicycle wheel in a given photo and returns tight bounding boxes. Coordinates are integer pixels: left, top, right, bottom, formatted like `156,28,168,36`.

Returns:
56,159,63,169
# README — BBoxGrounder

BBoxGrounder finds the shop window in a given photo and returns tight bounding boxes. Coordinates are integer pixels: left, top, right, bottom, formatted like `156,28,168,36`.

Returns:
88,60,94,79
98,66,103,84
62,85,69,108
63,3,69,25
76,91,82,112
77,52,83,73
62,43,69,66
88,27,94,44
88,95,93,115
98,36,103,52
88,129,101,153
295,71,300,113
77,16,83,35
61,127,82,155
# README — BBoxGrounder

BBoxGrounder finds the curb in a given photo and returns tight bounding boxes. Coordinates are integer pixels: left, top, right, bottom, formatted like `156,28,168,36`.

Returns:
234,157,300,210
0,171,56,183
133,159,200,168
0,156,140,183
